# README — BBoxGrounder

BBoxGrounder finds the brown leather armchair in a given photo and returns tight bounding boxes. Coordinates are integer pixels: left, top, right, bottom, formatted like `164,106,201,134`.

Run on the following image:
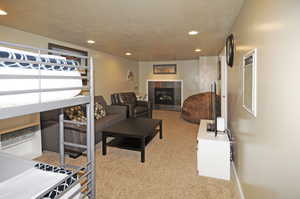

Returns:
111,92,152,118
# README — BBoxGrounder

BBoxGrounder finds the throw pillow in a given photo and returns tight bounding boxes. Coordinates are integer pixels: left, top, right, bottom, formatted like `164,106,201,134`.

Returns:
65,103,106,122
64,105,87,123
94,102,106,120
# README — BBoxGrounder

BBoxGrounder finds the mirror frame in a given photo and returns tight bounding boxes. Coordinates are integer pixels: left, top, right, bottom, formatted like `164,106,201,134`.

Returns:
242,48,257,117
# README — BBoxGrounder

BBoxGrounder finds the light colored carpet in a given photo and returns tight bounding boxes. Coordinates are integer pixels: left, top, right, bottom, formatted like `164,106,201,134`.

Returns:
36,110,238,199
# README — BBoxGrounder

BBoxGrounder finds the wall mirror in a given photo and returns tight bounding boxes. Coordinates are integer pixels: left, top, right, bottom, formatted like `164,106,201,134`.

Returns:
242,49,257,117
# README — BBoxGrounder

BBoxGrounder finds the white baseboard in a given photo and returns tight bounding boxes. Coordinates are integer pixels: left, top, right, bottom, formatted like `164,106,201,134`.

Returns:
231,162,246,199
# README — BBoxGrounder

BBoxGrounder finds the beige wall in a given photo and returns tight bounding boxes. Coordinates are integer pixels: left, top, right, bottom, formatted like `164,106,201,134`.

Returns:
94,53,139,102
0,25,139,103
198,56,218,93
138,60,200,101
228,0,300,199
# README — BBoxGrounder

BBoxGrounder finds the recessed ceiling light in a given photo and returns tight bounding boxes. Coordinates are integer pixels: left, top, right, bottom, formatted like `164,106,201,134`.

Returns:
87,40,95,44
188,30,199,35
0,10,7,16
194,48,202,52
125,52,132,56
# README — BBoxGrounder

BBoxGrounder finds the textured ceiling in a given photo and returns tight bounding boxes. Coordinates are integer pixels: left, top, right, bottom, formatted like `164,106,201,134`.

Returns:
0,0,244,61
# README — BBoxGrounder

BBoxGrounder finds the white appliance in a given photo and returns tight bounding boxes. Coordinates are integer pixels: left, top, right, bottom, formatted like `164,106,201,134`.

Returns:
217,117,225,132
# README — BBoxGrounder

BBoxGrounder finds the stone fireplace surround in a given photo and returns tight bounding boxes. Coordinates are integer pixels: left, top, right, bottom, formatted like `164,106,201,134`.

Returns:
147,80,183,111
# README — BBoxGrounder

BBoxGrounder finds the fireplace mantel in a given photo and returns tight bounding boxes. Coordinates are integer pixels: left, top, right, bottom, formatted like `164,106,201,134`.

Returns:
146,80,183,111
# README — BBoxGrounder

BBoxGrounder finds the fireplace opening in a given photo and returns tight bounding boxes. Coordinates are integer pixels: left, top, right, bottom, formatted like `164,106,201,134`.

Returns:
154,88,175,105
148,81,181,111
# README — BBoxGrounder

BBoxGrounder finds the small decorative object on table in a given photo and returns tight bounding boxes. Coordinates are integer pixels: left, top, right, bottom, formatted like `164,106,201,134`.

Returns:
127,70,134,81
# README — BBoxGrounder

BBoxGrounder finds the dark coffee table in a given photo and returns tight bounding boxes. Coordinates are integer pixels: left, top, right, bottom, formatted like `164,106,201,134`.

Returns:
102,118,163,163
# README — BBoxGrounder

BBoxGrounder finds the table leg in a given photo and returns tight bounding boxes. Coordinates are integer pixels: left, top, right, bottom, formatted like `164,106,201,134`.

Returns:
102,134,107,155
141,138,145,163
159,121,163,139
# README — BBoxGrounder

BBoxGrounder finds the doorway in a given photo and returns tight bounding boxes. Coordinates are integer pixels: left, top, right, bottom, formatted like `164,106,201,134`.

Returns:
219,49,228,128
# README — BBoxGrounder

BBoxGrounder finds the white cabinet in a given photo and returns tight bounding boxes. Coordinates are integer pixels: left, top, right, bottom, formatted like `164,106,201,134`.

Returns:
197,120,230,180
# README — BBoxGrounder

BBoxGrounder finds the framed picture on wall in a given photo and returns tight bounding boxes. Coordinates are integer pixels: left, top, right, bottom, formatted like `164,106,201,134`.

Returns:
153,64,177,74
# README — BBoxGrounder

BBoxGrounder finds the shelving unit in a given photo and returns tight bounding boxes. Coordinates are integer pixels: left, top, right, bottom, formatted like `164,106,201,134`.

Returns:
0,114,40,135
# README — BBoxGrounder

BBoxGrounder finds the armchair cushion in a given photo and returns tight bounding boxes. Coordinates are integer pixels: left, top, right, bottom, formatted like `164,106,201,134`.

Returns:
119,92,137,105
134,106,148,114
106,105,127,116
136,100,148,107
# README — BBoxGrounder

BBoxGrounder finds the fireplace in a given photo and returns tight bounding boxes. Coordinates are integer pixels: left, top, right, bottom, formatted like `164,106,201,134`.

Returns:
148,80,182,111
155,88,175,105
